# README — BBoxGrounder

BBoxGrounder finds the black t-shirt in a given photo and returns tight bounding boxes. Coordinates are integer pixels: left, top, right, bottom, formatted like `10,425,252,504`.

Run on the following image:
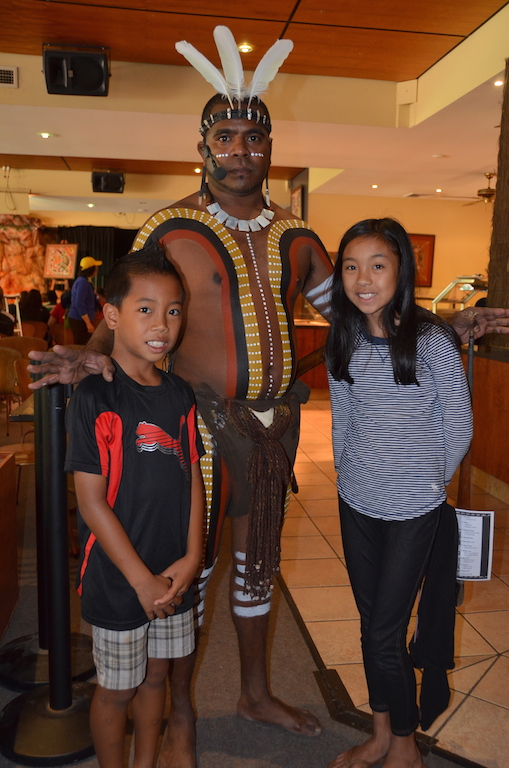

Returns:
65,362,204,630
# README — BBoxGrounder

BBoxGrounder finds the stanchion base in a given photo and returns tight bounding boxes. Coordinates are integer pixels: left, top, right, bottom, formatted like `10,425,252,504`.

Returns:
0,633,95,690
0,681,95,766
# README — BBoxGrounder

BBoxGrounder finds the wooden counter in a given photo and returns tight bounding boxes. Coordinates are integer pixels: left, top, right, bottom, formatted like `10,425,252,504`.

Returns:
295,323,330,389
0,452,18,640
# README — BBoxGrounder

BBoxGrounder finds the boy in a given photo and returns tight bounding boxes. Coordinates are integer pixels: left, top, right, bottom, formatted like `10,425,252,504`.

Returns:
65,244,205,768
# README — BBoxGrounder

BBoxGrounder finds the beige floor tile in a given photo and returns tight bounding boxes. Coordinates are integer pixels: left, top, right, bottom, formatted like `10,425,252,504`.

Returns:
313,516,341,536
465,611,509,653
329,663,368,708
433,696,509,766
299,498,339,517
418,689,467,738
293,483,336,501
492,546,509,577
306,619,362,665
282,516,320,537
448,656,497,694
293,472,333,486
458,576,509,613
281,535,336,560
289,585,359,621
471,655,509,708
280,557,350,587
301,451,334,463
454,614,496,657
285,499,308,517
493,528,509,550
325,534,344,557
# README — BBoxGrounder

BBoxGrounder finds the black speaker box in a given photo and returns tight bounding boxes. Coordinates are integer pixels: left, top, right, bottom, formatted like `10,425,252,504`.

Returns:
43,49,109,96
92,171,125,194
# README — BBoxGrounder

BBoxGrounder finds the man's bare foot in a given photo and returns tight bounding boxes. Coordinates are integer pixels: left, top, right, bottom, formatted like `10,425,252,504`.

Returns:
156,708,196,768
237,694,321,736
328,735,389,768
381,734,426,768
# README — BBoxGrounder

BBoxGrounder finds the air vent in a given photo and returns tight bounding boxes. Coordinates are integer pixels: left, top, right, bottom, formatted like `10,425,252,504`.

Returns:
0,66,18,88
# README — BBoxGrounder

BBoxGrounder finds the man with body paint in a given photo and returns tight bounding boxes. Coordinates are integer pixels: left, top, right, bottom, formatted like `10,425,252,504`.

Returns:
29,33,509,768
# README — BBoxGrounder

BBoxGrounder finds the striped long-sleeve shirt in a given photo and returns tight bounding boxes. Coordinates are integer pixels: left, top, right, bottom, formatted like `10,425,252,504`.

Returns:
328,326,472,520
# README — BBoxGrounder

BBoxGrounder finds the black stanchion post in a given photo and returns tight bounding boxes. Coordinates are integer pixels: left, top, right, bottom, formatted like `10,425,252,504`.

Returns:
34,385,50,651
47,383,73,710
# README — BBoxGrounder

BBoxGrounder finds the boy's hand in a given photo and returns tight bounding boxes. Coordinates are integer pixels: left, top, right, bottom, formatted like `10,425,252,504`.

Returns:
136,573,181,620
155,555,200,606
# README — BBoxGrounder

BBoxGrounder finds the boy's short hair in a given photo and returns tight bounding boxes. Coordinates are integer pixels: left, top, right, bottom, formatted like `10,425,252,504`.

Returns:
106,242,185,308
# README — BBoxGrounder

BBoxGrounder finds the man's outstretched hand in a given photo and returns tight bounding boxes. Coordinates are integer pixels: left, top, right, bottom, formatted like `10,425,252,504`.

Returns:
451,307,509,344
28,345,115,389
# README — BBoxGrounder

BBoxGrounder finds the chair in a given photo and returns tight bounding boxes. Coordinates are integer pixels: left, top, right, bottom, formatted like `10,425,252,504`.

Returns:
15,358,33,401
0,336,47,358
49,322,75,347
22,321,47,339
0,347,22,436
0,434,35,503
20,323,34,338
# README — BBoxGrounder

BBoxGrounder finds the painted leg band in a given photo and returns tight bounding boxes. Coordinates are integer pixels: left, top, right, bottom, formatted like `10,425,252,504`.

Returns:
232,551,272,618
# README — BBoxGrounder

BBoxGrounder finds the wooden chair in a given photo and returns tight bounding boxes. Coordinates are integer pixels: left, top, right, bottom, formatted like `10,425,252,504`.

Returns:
0,434,35,503
49,322,75,347
20,323,34,338
22,321,47,339
0,347,22,436
0,336,47,358
15,358,33,401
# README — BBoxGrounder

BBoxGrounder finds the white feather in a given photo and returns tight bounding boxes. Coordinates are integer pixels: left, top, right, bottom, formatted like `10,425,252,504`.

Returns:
175,40,233,106
213,26,245,102
247,39,294,103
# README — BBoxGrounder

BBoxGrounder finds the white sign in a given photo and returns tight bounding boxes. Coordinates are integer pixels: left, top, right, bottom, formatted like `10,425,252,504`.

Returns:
456,509,494,581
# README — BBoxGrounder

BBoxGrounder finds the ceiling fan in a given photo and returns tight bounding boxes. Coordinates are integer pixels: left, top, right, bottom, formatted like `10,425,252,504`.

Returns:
403,171,497,203
463,172,496,206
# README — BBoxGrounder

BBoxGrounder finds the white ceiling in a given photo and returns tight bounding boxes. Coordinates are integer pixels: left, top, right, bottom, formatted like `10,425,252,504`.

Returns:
0,70,504,211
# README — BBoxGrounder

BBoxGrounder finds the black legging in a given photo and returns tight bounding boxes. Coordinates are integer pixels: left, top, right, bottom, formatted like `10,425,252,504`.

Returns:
339,497,442,736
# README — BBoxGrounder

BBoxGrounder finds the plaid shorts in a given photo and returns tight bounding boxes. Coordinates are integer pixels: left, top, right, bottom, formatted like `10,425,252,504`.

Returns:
92,608,194,690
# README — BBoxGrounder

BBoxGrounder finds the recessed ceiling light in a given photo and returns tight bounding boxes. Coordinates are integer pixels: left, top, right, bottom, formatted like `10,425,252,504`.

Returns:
39,132,53,139
194,167,201,174
431,154,446,158
435,188,442,193
87,203,95,208
371,184,378,189
238,43,254,53
494,80,504,87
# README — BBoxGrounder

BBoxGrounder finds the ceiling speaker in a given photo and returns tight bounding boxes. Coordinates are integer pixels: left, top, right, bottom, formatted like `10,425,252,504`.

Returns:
92,171,125,194
43,49,109,96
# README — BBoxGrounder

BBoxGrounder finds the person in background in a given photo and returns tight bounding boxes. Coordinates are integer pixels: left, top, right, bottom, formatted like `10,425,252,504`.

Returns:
68,257,102,345
20,289,50,324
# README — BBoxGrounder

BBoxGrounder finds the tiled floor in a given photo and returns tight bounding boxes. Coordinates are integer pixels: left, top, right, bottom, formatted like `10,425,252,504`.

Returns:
282,391,509,768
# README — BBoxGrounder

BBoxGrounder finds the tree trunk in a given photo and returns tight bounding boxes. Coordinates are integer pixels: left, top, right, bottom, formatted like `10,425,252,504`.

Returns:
487,58,509,349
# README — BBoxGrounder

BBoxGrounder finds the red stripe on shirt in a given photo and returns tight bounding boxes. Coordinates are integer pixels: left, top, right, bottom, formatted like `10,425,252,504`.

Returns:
78,411,123,595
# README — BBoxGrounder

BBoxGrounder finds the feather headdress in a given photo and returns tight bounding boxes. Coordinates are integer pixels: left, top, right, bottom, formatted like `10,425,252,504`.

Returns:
175,25,293,106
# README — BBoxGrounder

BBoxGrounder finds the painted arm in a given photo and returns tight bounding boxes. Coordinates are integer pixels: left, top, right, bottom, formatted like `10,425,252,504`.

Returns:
28,319,115,389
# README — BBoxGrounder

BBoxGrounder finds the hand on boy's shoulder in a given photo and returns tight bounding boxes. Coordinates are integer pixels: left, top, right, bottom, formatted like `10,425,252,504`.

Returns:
28,345,115,389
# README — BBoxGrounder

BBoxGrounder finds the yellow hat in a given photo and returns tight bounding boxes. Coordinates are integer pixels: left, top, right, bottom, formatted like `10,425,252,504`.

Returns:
80,256,102,270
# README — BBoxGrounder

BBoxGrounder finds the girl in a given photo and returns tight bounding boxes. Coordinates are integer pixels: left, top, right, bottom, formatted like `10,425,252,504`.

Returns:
325,219,472,768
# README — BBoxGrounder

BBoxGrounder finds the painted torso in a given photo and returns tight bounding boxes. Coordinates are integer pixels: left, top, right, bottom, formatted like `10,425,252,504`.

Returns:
134,207,331,400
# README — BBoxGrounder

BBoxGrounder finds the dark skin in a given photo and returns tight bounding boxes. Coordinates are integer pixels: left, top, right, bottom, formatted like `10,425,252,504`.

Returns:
28,107,509,768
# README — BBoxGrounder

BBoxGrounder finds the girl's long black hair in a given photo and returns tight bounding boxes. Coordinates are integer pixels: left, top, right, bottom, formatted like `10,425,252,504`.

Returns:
325,218,459,386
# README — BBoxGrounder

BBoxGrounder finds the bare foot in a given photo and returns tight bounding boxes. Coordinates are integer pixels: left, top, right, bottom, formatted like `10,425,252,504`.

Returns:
328,735,389,768
381,738,425,768
156,708,196,768
237,694,321,736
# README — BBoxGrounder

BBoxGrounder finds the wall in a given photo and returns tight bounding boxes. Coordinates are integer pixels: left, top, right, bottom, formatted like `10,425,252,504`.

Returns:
308,193,493,298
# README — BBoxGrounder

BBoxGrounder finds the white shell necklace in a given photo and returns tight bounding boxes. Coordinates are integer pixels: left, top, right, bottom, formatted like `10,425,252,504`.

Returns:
206,201,274,232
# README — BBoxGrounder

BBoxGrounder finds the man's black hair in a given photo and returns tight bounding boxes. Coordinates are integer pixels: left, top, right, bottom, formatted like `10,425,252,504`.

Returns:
105,241,185,308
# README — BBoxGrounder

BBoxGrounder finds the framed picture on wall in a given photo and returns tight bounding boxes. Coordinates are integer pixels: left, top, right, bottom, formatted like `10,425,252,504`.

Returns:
291,186,303,219
409,233,435,287
43,243,78,279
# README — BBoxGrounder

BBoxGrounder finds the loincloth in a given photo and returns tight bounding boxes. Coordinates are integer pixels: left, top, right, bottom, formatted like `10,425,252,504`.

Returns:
194,380,309,597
